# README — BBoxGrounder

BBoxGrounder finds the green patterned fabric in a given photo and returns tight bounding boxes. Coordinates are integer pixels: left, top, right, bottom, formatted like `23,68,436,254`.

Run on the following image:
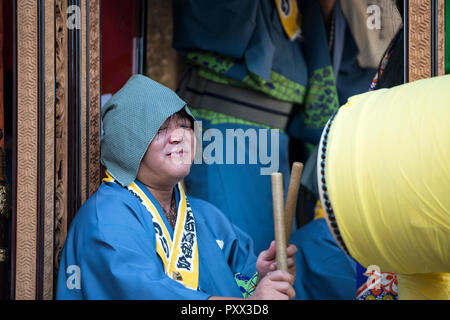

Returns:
187,50,235,75
191,108,272,130
187,50,339,132
303,66,340,129
234,272,259,298
187,50,306,104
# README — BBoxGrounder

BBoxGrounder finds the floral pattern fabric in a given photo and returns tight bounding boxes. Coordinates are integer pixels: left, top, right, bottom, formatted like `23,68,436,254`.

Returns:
356,264,398,300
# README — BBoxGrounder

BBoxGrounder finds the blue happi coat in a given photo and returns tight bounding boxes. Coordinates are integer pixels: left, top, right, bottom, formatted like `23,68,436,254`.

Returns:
56,179,257,299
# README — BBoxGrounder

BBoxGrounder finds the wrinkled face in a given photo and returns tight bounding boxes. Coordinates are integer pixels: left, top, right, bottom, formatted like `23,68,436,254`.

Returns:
136,111,195,188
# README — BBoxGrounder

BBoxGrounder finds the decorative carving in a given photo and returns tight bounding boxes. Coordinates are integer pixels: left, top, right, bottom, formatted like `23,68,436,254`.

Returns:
14,0,101,299
16,0,39,300
437,0,446,76
408,0,432,81
43,0,55,300
80,0,88,205
54,0,68,278
88,0,101,197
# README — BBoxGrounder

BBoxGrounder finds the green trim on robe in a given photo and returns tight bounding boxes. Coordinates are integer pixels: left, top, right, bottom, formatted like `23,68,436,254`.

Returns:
303,66,340,129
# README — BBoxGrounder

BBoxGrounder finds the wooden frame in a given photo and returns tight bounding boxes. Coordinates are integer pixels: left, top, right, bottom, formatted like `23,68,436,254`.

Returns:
16,0,39,300
42,0,56,301
53,0,69,295
14,0,100,299
406,0,446,82
87,0,101,199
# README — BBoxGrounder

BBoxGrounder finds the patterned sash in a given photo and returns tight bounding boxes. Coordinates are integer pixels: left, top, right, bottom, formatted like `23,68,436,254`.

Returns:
103,171,199,290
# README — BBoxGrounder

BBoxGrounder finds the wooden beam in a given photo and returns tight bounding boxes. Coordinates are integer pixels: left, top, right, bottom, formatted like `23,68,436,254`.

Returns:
16,0,39,300
407,0,446,81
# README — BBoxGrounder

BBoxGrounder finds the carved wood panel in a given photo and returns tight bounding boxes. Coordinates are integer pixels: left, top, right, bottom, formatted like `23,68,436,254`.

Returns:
437,0,446,76
88,0,101,198
408,0,432,81
80,0,88,205
54,0,68,282
14,0,101,300
43,0,55,301
16,0,38,300
408,0,446,81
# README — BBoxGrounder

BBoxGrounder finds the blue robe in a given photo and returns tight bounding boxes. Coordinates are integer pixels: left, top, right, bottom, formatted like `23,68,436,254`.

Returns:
56,180,257,299
185,121,291,255
291,218,356,300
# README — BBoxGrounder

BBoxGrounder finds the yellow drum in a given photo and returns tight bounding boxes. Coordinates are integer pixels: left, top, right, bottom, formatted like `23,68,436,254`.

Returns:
318,75,450,299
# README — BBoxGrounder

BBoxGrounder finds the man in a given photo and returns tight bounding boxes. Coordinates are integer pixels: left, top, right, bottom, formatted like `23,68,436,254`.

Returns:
56,75,297,299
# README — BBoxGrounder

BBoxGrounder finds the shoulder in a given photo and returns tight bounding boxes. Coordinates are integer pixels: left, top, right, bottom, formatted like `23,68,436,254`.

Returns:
70,182,146,234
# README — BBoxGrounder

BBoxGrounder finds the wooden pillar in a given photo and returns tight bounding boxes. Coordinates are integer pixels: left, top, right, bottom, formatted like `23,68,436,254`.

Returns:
42,0,56,301
406,0,446,82
87,0,101,200
15,0,39,300
53,0,69,296
13,0,100,299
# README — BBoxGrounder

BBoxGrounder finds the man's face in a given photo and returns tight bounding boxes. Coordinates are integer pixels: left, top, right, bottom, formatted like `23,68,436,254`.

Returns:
137,113,195,188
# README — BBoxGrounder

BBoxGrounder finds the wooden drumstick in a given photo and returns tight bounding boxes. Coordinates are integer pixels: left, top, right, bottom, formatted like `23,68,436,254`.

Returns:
285,162,304,243
271,172,288,272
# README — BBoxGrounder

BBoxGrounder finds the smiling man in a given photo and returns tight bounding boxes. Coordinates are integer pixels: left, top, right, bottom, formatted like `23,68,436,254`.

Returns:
56,74,297,300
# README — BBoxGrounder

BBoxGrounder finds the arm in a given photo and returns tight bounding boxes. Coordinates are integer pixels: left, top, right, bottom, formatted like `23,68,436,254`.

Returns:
188,198,297,300
213,238,297,300
224,222,296,299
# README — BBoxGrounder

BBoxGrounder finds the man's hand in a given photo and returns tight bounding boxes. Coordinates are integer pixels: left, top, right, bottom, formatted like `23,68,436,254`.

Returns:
256,241,297,279
247,270,295,300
